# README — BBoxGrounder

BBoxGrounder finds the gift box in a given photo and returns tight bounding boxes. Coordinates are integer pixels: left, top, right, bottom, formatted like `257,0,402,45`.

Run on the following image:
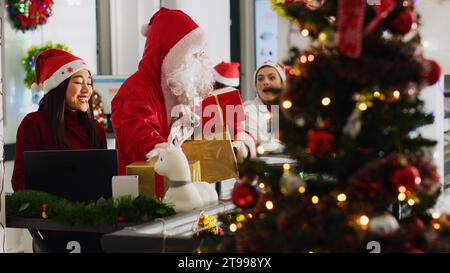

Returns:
200,87,245,139
126,159,202,198
182,139,238,183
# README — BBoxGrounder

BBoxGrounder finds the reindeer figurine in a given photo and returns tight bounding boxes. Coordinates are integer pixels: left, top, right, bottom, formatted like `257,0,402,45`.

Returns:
147,120,218,213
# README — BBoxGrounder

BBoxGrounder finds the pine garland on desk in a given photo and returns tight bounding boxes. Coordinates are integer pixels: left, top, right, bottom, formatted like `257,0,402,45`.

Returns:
6,190,176,228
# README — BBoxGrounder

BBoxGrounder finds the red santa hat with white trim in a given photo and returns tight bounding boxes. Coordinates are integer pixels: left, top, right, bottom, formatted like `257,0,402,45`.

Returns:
31,48,90,95
213,61,240,87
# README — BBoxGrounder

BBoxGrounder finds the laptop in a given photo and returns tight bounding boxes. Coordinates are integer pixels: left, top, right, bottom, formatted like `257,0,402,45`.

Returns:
24,149,118,203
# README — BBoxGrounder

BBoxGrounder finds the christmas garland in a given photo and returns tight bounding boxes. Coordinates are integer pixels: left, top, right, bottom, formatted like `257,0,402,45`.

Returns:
6,0,54,33
21,41,70,90
6,190,176,228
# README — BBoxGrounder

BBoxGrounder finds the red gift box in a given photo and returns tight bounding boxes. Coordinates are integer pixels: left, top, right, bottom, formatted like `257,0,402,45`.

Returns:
200,87,246,139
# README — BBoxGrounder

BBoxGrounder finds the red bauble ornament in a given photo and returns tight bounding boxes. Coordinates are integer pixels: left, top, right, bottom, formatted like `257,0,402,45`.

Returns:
232,183,258,209
423,59,442,86
389,9,414,35
390,165,421,191
306,129,335,157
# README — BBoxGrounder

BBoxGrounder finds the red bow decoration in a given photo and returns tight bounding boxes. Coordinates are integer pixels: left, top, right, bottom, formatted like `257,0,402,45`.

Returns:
338,0,397,59
337,0,367,59
365,0,396,33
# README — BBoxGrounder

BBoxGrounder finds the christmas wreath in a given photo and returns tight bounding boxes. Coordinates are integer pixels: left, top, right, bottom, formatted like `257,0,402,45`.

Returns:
6,0,54,32
6,190,176,228
21,41,70,90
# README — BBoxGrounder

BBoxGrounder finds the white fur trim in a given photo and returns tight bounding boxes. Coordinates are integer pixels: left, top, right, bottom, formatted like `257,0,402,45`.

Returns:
161,27,207,122
42,60,89,94
161,28,207,85
213,70,240,87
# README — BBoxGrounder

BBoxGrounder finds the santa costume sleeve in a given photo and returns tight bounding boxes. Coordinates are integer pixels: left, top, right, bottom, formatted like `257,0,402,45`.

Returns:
111,88,167,174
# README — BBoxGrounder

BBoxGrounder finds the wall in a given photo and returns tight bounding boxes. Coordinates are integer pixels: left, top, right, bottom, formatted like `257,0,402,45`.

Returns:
110,0,159,75
161,0,231,67
415,0,450,190
0,0,5,253
109,0,230,88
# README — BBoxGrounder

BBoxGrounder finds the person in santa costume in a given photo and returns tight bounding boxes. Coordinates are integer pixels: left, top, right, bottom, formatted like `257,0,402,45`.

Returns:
111,8,216,182
209,61,256,160
12,48,107,252
244,61,286,154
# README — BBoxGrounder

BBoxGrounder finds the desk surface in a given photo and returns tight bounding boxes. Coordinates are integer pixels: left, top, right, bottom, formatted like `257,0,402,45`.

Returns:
101,201,235,253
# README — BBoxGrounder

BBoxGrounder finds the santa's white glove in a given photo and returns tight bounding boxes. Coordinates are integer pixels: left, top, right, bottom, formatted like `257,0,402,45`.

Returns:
146,142,169,161
233,141,250,162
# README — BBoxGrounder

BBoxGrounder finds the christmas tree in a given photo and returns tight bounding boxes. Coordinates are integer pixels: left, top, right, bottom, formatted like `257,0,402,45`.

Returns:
204,0,450,253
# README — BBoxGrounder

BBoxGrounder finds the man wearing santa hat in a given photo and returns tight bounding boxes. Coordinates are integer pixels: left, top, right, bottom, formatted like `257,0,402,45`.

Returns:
112,8,217,198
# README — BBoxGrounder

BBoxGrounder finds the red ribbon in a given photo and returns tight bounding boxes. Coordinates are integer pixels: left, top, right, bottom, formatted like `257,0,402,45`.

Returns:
338,0,397,59
338,0,367,59
365,0,396,33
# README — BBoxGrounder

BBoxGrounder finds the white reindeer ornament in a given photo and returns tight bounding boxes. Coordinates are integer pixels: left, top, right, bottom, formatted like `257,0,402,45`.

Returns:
148,121,218,213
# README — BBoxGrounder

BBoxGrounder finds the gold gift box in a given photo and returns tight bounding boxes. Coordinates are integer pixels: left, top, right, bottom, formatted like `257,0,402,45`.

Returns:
126,159,202,197
182,139,238,183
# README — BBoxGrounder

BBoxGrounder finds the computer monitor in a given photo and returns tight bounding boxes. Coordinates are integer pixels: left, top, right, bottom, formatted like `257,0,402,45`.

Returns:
24,149,117,203
92,75,127,115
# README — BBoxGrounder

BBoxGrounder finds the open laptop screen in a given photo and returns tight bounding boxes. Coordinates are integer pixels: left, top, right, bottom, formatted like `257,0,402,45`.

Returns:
24,149,117,203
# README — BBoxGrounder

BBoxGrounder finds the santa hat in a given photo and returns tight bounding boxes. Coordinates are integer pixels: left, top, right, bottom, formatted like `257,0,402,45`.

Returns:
142,8,207,93
213,61,240,87
31,49,90,95
253,61,287,90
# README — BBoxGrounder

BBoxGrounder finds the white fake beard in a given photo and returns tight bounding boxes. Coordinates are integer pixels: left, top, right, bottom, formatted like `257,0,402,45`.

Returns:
166,53,214,102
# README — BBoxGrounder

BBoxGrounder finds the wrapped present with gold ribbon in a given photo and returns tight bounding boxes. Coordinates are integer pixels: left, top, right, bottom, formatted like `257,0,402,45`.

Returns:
182,138,238,183
126,159,202,198
200,87,245,139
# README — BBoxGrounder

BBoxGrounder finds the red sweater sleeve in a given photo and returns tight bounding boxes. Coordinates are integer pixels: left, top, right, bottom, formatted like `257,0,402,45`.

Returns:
12,114,42,191
94,121,107,149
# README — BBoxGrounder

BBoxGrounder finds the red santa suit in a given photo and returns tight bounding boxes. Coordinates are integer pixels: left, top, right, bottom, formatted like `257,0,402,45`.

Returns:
111,7,209,183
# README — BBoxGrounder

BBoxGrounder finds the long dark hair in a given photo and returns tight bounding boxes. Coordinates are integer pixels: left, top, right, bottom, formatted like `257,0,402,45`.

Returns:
38,77,101,149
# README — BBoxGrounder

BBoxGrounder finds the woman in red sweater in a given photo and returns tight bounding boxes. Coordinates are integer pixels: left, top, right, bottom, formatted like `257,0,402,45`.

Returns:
12,49,106,191
11,49,107,252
